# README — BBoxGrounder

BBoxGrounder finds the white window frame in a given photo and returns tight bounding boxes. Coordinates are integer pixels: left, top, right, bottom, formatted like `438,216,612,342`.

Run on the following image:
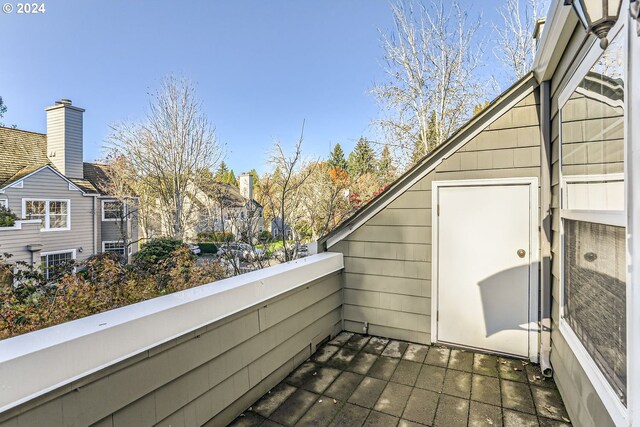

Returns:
0,199,7,209
557,19,628,426
102,240,126,255
101,200,125,222
40,249,77,279
22,199,71,232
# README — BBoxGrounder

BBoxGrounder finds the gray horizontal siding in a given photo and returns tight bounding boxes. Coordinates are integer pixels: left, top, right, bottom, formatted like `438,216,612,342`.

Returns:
3,167,96,262
330,90,541,345
0,271,342,427
0,222,42,264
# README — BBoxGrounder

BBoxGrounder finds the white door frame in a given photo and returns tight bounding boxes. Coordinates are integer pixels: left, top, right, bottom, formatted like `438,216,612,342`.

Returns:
431,177,540,362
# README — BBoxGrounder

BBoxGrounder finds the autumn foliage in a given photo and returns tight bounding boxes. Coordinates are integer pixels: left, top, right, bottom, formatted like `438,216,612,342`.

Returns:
0,246,226,340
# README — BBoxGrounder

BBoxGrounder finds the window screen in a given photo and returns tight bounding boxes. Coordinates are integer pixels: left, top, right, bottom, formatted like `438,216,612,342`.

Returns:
564,219,626,403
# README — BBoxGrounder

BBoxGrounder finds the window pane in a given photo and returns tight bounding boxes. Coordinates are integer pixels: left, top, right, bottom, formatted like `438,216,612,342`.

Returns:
48,201,68,229
103,242,125,256
561,34,624,210
103,201,123,219
564,219,626,403
25,200,46,228
42,251,73,279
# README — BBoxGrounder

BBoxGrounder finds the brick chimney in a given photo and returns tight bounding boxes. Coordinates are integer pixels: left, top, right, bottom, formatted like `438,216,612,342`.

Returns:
45,99,85,179
239,173,253,201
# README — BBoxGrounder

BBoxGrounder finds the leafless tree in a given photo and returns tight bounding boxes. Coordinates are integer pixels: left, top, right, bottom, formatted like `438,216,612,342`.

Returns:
493,0,547,82
106,76,222,241
263,124,316,261
372,0,485,167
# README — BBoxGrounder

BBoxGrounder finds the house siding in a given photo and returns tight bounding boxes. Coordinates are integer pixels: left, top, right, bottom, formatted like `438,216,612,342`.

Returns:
329,90,541,345
0,221,42,265
2,167,96,263
0,271,342,427
548,24,616,427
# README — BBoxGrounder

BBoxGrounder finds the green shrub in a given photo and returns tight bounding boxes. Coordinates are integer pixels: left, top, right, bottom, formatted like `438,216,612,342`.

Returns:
197,242,218,254
259,230,273,241
196,231,234,242
0,205,17,227
134,239,184,264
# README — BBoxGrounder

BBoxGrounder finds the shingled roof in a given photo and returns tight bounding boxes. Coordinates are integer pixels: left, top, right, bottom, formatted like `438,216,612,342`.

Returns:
0,126,102,194
0,127,49,187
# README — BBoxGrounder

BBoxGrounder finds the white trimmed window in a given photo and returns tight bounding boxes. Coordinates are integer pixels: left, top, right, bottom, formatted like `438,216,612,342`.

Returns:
559,25,627,421
102,200,124,221
0,200,7,209
23,199,70,231
102,241,126,256
41,250,75,279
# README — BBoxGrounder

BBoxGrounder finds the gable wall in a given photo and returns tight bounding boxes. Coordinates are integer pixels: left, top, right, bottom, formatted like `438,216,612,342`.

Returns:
329,90,541,344
1,167,96,262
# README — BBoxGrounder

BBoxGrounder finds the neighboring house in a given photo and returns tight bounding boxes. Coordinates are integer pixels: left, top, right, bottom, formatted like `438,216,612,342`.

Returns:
269,217,292,240
189,173,264,242
320,5,632,426
0,99,138,278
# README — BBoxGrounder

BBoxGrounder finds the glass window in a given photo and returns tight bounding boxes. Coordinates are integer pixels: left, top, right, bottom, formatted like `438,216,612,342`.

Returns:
560,31,626,406
41,251,74,279
103,241,126,256
561,35,624,211
49,201,68,229
25,200,69,230
564,220,626,403
103,200,124,220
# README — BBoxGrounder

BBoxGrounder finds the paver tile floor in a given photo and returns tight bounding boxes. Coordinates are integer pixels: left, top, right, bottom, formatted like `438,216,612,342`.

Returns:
229,333,570,427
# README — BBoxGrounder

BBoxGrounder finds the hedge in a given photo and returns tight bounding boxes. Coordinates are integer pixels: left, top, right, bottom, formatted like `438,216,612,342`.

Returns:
197,242,218,254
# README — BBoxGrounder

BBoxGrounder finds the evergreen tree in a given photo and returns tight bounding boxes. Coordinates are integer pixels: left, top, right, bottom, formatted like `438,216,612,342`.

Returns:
226,170,238,187
347,137,376,178
378,144,396,183
215,161,230,181
411,137,426,165
214,161,238,186
248,168,260,187
328,143,348,171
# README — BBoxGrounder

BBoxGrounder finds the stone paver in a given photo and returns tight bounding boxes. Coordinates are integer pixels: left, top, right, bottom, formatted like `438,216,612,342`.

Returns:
367,356,400,381
443,369,472,399
415,364,446,392
330,403,370,427
449,349,474,372
348,376,387,408
382,340,409,358
403,344,429,363
390,360,422,386
425,346,450,367
362,337,389,355
434,394,469,427
374,382,413,417
229,335,570,427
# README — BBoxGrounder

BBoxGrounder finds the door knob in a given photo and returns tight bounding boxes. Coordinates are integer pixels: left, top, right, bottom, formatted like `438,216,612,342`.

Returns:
517,249,526,258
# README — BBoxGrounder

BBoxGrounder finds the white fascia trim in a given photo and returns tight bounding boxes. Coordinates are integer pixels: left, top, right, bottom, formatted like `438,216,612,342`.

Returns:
326,83,536,249
0,252,344,413
533,1,577,82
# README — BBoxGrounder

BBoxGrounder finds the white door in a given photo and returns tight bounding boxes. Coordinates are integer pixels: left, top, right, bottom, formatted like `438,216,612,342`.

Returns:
436,183,532,357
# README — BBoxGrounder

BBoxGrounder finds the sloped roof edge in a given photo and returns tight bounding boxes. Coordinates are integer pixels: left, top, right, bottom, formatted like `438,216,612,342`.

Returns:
319,73,539,249
0,164,97,194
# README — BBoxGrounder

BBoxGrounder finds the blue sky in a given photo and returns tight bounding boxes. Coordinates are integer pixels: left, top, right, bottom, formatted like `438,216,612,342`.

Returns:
1,0,514,174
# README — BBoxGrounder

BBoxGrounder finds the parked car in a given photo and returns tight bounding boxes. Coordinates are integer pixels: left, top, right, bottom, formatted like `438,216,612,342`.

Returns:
296,244,309,258
217,243,264,260
186,243,201,255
